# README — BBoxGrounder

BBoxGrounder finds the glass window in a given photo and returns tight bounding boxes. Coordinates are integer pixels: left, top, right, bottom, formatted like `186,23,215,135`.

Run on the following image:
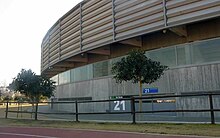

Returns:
177,44,191,66
71,64,93,82
146,47,176,67
191,38,220,64
52,37,220,85
109,57,123,75
58,70,70,85
93,61,109,78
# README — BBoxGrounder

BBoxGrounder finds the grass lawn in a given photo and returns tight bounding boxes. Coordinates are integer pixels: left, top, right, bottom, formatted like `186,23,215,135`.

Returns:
1,105,219,137
0,118,219,137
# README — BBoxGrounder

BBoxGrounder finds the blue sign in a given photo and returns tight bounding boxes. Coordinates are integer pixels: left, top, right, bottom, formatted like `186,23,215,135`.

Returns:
143,88,158,94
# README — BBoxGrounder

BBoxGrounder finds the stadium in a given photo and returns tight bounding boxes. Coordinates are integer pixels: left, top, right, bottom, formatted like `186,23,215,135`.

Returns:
41,0,220,121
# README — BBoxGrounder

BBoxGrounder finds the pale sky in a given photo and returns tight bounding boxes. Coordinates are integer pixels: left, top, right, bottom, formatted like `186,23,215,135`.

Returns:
0,0,82,86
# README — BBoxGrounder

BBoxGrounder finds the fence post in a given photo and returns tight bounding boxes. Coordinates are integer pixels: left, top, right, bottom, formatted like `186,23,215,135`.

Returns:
75,100,79,122
208,94,215,124
5,101,9,119
131,97,136,124
34,102,38,121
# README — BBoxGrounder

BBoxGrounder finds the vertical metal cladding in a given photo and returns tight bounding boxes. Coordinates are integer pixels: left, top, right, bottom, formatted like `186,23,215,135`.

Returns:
49,23,60,65
81,0,113,50
114,0,164,40
41,35,50,72
166,0,220,26
60,5,81,60
41,0,220,74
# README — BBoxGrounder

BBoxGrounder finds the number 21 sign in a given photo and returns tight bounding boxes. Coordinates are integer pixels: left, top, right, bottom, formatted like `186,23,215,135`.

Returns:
113,100,125,111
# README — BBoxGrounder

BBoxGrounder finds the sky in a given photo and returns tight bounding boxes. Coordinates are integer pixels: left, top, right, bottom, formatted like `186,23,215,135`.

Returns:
0,0,82,86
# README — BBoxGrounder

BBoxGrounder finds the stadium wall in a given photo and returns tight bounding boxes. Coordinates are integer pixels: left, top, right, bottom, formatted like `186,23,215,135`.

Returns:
41,0,220,118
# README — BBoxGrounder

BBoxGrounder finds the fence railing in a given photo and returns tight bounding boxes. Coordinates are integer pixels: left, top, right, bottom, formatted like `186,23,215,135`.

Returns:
1,93,220,124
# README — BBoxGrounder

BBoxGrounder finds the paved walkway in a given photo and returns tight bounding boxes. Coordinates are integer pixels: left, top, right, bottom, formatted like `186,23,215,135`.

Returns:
0,127,212,138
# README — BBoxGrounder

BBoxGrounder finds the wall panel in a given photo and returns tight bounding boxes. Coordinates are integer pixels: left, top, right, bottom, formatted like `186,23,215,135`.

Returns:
59,9,80,61
114,0,164,41
167,0,220,26
82,0,112,50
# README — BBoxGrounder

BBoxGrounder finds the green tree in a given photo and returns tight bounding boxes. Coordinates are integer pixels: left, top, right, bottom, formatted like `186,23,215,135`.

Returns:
0,91,2,101
9,69,55,102
112,49,168,110
13,93,28,102
9,69,55,118
3,95,13,101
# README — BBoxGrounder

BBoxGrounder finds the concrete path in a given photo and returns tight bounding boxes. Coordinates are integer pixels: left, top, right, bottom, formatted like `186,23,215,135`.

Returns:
0,127,212,138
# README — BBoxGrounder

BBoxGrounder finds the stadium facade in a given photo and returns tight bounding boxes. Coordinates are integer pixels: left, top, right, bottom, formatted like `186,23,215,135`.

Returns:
41,0,220,118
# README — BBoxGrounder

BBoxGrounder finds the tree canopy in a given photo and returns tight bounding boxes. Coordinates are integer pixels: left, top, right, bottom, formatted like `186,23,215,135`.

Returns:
112,49,168,85
112,49,168,111
9,69,55,102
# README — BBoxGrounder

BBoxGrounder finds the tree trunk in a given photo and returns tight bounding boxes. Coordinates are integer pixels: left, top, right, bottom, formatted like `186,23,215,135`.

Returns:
31,102,34,118
30,96,35,119
17,102,20,118
139,80,142,112
21,103,23,118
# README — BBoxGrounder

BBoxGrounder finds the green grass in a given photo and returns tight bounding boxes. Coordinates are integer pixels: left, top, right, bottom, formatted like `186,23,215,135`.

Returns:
0,118,220,137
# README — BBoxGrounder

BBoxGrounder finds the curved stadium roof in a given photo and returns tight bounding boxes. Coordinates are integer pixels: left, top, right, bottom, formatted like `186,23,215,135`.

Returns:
41,0,220,77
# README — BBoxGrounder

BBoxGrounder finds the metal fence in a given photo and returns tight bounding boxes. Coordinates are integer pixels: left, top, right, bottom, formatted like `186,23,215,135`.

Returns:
1,93,220,124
